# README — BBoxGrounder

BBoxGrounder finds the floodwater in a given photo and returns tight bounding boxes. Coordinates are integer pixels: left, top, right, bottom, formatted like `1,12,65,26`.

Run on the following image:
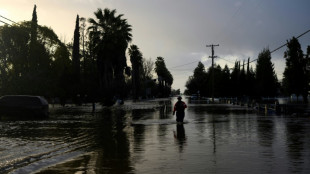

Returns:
1,98,310,174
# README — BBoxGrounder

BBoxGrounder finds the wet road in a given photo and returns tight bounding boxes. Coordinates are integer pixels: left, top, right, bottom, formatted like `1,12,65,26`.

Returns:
1,98,310,173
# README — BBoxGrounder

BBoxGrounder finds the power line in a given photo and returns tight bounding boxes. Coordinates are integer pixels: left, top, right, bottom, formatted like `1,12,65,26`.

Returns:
169,49,232,71
171,68,197,71
0,19,11,26
270,29,310,54
211,28,310,70
296,29,310,39
169,56,234,70
169,60,200,69
171,57,234,71
217,57,235,64
0,15,17,25
244,28,310,66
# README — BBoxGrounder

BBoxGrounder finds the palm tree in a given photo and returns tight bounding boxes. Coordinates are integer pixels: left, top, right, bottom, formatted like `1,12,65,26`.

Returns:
155,57,173,97
88,8,132,105
128,44,143,101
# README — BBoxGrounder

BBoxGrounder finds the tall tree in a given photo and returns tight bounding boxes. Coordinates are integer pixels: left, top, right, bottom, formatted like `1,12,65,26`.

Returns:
0,24,30,94
72,15,80,84
231,61,241,97
141,58,157,98
76,16,100,103
79,17,87,74
28,4,38,71
30,5,37,46
0,20,65,97
142,58,154,80
27,5,54,96
88,8,132,106
283,37,308,102
245,58,256,97
128,44,143,100
155,57,173,97
255,48,278,97
185,61,207,96
219,64,231,97
51,43,71,104
206,64,223,98
20,5,54,95
238,61,246,96
72,15,81,103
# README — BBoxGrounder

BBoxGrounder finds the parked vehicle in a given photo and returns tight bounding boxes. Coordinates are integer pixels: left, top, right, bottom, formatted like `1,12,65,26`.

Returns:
0,95,49,118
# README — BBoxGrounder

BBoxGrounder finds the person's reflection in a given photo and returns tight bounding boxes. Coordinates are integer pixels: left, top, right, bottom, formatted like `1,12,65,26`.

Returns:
174,124,187,152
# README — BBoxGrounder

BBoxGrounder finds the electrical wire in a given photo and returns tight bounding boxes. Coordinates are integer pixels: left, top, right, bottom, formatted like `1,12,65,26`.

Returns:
0,15,17,25
217,57,235,64
0,19,11,26
242,28,310,66
270,29,310,54
169,60,201,69
208,27,310,69
169,56,236,70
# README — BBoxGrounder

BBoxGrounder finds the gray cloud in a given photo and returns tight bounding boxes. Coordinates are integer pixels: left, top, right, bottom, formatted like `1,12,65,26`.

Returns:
2,0,310,92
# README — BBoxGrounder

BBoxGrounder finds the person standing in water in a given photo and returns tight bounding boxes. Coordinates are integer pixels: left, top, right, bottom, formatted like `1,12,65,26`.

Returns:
173,96,187,123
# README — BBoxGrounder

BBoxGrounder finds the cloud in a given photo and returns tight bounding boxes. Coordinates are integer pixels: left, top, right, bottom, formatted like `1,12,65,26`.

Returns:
200,55,209,63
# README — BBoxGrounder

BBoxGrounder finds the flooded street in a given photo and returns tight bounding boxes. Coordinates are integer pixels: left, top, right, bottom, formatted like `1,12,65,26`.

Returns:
1,97,310,174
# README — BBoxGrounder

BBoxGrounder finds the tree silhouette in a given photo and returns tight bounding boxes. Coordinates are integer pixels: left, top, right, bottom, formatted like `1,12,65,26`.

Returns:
51,43,71,104
231,61,241,97
0,21,67,97
220,65,231,97
283,37,308,102
0,24,30,94
255,48,278,97
29,4,37,54
72,15,80,85
88,8,132,105
185,60,257,99
141,58,157,98
185,62,207,96
245,58,256,97
0,4,68,97
71,15,81,103
128,44,143,101
155,57,173,97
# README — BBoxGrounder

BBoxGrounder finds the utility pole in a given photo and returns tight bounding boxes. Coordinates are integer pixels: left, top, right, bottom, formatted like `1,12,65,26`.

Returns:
206,44,219,103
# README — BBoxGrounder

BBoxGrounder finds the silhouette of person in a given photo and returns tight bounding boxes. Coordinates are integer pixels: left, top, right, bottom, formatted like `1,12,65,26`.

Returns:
173,96,187,123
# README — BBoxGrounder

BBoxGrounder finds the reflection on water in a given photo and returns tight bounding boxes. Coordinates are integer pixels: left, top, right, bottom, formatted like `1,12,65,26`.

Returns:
286,119,307,173
173,124,187,153
0,99,310,173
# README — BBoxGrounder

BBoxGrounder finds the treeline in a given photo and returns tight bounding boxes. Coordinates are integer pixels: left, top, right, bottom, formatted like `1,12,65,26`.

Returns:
185,38,310,103
0,5,174,106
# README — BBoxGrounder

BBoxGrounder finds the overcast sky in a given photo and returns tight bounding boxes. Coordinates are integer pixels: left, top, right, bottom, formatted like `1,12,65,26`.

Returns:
1,0,310,92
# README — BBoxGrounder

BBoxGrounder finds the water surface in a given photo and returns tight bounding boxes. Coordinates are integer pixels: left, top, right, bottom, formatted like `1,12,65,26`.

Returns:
1,98,310,173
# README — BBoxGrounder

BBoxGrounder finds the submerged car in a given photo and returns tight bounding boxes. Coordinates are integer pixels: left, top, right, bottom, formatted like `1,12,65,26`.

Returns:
0,95,49,118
